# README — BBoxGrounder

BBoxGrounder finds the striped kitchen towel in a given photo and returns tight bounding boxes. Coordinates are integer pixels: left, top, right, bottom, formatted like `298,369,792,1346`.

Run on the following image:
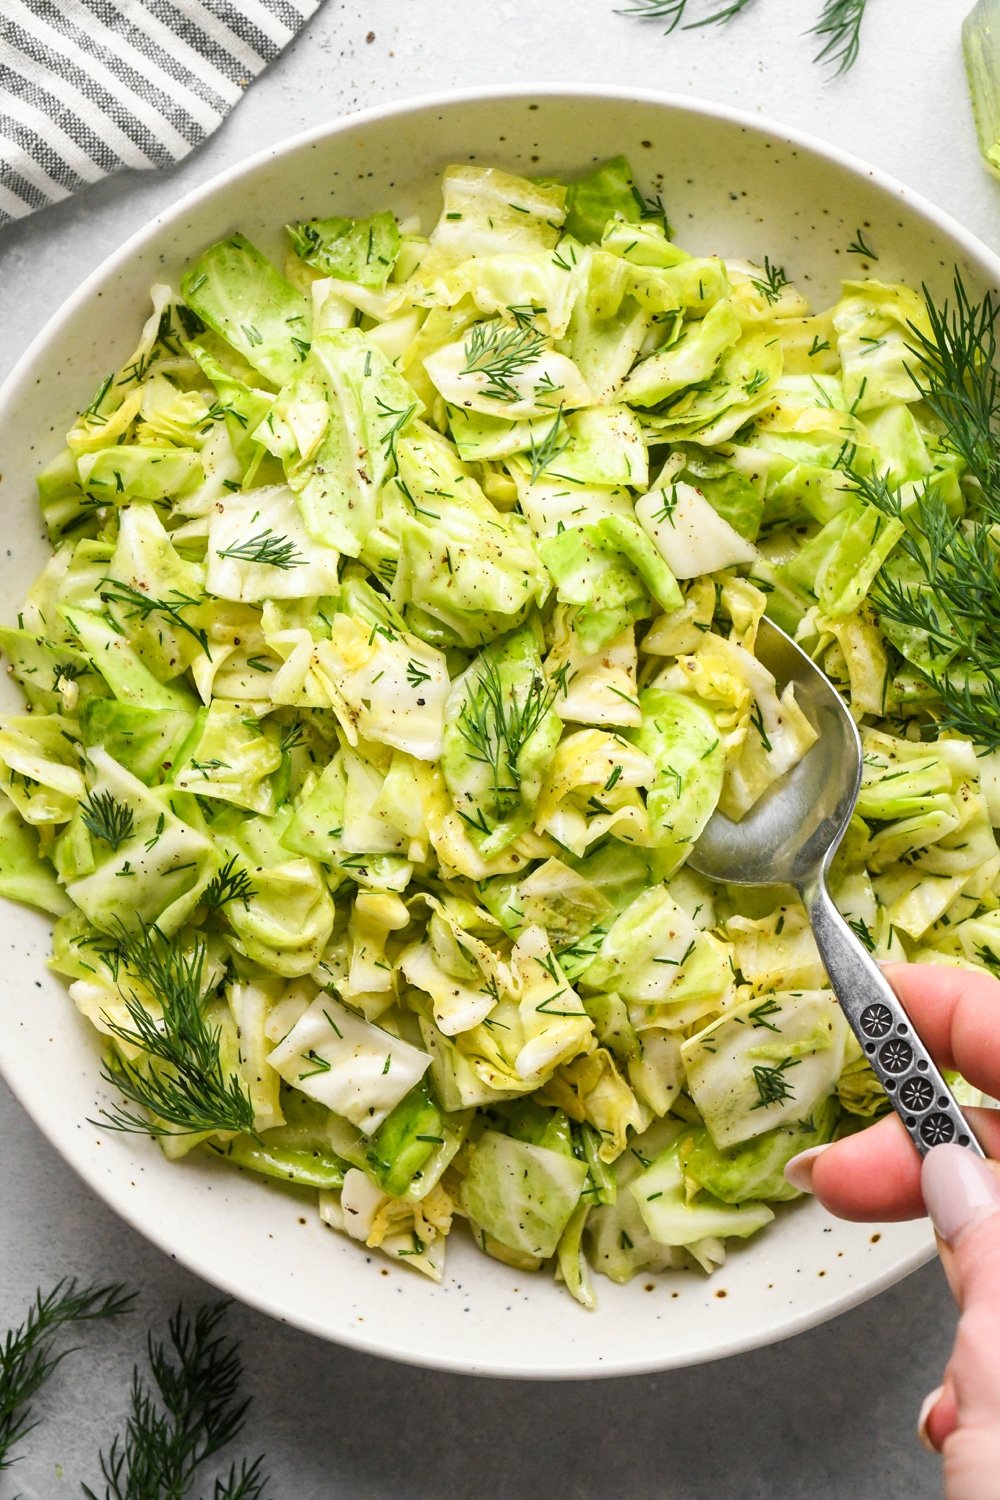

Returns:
0,0,324,226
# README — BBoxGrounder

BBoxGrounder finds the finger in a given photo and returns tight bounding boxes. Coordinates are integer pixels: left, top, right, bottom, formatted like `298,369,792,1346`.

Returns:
940,1284,1000,1497
926,1149,1000,1313
920,1378,958,1453
803,1107,1000,1222
921,1146,1000,1489
879,963,1000,1102
788,962,1000,1219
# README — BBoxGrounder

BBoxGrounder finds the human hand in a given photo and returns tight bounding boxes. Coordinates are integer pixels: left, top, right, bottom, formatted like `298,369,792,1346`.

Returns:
784,963,1000,1500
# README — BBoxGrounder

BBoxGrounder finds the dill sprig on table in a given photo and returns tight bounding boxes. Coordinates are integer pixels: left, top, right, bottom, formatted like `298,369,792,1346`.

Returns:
81,1301,270,1500
93,921,256,1139
0,1280,134,1469
854,274,1000,750
617,0,755,33
620,0,871,72
810,0,868,75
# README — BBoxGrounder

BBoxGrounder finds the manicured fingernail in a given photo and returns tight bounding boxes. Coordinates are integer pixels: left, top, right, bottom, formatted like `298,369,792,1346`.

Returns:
917,1386,943,1452
784,1143,833,1194
921,1143,1000,1247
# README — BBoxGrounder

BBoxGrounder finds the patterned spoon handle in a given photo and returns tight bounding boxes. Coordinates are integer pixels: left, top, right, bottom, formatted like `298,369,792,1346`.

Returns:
803,876,985,1159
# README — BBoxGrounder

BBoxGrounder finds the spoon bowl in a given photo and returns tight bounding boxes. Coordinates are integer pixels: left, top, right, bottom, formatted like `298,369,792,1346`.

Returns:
689,619,863,890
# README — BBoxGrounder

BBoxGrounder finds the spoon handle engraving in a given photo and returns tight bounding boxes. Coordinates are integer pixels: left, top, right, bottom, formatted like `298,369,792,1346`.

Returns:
803,877,985,1159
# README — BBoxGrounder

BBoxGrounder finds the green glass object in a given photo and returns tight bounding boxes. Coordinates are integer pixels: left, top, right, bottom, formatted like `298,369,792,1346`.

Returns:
964,0,1000,177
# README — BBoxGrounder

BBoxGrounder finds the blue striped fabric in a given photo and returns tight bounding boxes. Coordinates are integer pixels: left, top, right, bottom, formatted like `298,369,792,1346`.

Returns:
0,0,322,224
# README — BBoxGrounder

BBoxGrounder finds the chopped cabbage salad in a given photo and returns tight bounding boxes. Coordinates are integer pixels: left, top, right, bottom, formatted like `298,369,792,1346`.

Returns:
2,157,997,1306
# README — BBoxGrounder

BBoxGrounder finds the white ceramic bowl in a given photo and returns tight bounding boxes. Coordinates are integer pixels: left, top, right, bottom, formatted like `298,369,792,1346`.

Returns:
1,86,997,1379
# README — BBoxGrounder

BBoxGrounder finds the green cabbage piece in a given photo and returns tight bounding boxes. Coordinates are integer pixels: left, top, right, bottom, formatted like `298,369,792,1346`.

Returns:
172,702,282,814
259,328,421,558
562,156,653,244
362,1079,468,1198
539,516,681,653
459,1129,588,1259
681,989,849,1148
442,627,561,854
680,1095,839,1203
582,885,732,1033
181,233,312,387
628,688,725,876
65,748,220,934
80,699,194,785
216,810,335,975
425,165,566,267
631,1137,774,1246
267,990,430,1131
623,299,742,407
0,794,73,914
286,212,401,287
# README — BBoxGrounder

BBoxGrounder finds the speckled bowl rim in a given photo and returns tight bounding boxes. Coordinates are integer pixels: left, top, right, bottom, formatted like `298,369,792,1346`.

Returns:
1,83,998,1380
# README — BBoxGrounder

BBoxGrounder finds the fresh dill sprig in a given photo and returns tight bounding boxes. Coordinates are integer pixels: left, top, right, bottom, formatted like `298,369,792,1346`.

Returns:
278,719,306,753
201,856,257,912
622,0,869,71
93,922,256,1139
975,942,1000,978
847,915,876,952
374,395,418,474
617,0,755,34
750,1056,800,1110
100,578,210,657
847,227,879,259
810,0,868,76
211,1457,272,1499
216,530,306,570
853,275,1000,748
507,302,541,330
918,675,1000,748
405,658,432,689
637,189,670,234
684,0,755,28
748,997,782,1032
458,662,556,810
854,471,1000,748
203,401,249,431
52,659,86,688
82,375,114,424
616,0,689,30
461,320,547,402
80,790,135,852
750,256,790,305
0,1279,134,1470
527,408,569,482
907,274,1000,512
81,1301,269,1500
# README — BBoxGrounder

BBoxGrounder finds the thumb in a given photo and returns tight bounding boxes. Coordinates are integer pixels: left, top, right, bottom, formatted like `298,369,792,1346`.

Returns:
920,1146,1000,1495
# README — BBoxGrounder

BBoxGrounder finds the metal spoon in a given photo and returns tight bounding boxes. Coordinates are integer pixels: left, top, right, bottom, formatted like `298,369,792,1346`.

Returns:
687,615,984,1160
